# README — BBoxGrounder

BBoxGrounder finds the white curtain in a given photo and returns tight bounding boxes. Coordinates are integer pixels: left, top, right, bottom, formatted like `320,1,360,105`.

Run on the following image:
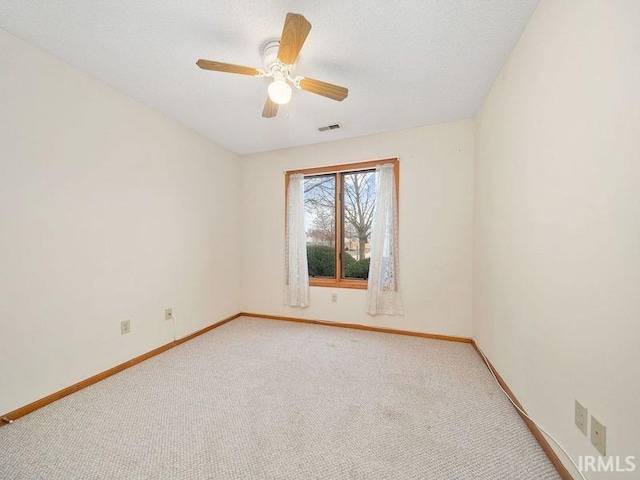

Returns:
284,173,310,307
367,164,403,315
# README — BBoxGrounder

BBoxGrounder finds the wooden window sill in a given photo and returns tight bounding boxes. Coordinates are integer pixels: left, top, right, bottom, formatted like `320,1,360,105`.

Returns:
309,278,368,290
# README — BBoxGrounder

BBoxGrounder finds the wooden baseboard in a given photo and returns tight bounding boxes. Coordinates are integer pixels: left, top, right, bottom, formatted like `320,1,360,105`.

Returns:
239,312,473,344
0,312,242,425
470,340,574,480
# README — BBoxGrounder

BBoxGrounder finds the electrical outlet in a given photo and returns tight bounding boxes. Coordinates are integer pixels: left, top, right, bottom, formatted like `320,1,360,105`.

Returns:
165,308,173,321
591,415,606,456
331,293,338,303
575,400,588,435
120,319,131,335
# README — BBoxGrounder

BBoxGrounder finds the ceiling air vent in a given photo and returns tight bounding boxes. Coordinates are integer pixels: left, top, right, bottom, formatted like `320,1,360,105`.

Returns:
318,123,342,132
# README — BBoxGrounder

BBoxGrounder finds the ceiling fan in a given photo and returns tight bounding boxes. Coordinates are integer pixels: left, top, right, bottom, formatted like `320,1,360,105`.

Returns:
196,13,349,118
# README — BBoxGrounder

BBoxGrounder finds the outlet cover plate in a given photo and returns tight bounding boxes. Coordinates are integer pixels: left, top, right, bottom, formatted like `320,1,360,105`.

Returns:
575,400,588,435
165,308,173,321
591,415,606,456
120,319,131,335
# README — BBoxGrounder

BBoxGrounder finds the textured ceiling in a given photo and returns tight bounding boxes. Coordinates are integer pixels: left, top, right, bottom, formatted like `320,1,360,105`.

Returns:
0,0,539,154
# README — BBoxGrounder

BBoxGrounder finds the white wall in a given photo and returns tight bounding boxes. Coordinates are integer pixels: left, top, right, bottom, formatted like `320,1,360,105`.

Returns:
473,1,640,477
0,29,241,415
240,120,474,337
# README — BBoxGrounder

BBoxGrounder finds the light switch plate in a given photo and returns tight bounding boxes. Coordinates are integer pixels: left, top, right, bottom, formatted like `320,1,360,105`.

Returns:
120,319,131,335
591,415,606,456
575,400,588,435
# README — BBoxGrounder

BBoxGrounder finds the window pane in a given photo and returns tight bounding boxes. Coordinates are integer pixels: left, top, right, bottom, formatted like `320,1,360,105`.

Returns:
342,170,376,279
304,175,336,278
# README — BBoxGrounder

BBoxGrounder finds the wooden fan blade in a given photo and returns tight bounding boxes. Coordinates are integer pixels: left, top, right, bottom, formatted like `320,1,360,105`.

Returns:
262,96,279,118
196,60,260,76
277,13,312,65
298,77,348,101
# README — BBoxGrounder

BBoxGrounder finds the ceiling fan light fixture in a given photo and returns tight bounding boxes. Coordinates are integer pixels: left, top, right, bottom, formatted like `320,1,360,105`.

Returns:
268,78,292,105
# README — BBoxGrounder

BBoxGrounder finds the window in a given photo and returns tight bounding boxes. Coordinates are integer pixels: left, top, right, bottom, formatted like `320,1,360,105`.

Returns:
285,159,399,289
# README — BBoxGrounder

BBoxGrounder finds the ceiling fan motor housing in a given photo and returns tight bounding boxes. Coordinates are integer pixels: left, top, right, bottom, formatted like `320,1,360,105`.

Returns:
262,40,281,70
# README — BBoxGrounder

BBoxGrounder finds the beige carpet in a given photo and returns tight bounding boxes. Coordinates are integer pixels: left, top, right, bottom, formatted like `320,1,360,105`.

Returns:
0,316,559,479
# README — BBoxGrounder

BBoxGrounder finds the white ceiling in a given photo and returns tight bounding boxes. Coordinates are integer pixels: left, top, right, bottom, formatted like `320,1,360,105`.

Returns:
0,0,538,155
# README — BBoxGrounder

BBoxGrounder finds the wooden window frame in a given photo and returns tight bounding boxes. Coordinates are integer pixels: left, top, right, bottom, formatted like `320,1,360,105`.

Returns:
285,158,399,290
